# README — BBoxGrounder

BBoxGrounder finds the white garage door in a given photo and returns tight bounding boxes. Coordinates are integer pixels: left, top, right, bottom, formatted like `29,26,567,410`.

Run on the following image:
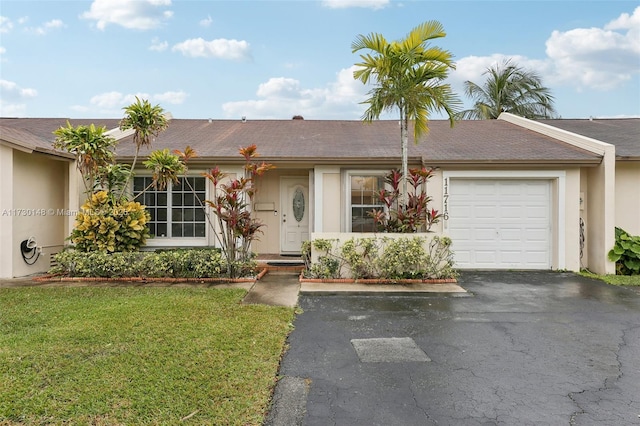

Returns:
447,179,551,269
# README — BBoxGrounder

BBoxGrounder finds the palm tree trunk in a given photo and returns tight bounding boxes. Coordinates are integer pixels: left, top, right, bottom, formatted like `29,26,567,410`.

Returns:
400,107,409,206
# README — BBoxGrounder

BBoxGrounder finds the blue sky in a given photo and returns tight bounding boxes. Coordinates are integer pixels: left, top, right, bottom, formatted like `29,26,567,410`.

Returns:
1,0,639,120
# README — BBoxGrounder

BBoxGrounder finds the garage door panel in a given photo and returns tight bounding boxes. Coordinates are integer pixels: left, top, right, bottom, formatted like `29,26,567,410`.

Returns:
500,205,525,219
526,183,549,196
474,205,499,219
474,228,499,242
475,182,499,195
524,229,548,242
474,251,499,264
448,178,551,269
500,228,524,242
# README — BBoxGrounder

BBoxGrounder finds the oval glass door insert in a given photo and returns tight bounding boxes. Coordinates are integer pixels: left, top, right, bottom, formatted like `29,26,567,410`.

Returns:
293,188,305,222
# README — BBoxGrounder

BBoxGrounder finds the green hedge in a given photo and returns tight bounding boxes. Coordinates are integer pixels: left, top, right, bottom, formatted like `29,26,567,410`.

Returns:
49,248,256,278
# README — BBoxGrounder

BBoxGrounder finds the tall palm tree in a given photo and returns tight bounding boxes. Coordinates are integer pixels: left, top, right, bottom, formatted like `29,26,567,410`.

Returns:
458,59,556,120
118,97,169,200
352,21,461,201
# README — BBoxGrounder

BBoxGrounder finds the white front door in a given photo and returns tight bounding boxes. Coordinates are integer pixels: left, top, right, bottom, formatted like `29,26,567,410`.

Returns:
280,177,309,254
447,179,552,269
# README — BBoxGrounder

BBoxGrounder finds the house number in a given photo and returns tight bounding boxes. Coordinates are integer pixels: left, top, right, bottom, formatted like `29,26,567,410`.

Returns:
443,177,449,220
293,188,305,222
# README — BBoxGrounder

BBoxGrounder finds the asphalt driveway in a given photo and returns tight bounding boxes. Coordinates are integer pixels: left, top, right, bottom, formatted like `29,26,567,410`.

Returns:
268,271,640,426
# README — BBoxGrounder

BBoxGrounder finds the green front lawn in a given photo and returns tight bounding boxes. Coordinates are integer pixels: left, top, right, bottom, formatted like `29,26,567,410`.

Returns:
579,271,640,286
0,287,295,425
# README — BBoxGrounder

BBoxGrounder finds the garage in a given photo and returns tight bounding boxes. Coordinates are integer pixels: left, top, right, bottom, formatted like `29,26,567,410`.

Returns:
446,178,552,269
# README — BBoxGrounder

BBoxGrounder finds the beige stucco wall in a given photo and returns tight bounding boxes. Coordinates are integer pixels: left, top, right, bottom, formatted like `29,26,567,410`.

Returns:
585,150,616,274
322,172,341,232
10,151,69,277
564,168,581,272
615,162,640,236
579,169,589,268
0,145,14,278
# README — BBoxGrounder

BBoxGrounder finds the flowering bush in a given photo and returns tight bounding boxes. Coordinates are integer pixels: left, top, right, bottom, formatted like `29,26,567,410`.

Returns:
370,167,441,233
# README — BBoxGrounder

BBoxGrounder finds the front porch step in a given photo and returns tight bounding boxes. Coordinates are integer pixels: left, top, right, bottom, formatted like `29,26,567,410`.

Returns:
256,256,305,273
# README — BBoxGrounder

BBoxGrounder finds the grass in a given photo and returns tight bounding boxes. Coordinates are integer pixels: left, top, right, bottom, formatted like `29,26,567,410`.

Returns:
0,286,295,425
579,271,640,286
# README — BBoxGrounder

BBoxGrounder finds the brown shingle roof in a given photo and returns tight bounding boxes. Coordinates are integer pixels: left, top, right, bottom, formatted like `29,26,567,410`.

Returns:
1,117,601,165
114,118,600,165
0,118,121,159
415,119,600,164
539,118,640,160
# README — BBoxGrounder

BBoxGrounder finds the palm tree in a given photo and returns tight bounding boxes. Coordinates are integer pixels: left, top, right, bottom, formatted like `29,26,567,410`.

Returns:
118,97,169,200
352,21,461,201
53,122,116,195
458,59,556,120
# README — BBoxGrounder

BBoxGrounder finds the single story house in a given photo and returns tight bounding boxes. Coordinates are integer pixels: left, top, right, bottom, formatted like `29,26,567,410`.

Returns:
1,114,638,278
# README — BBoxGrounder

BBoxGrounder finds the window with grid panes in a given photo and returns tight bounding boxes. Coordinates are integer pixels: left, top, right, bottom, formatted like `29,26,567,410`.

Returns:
350,174,385,232
133,176,206,238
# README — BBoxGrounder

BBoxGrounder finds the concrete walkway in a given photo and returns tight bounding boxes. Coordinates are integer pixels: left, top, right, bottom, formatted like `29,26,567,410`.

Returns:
1,273,467,308
242,272,301,307
243,273,467,307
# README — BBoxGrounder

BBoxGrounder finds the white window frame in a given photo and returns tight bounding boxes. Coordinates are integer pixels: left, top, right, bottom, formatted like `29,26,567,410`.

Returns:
344,170,388,233
133,174,209,247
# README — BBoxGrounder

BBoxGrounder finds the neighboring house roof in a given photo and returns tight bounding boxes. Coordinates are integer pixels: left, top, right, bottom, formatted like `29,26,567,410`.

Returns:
0,118,121,160
539,118,640,160
113,118,600,166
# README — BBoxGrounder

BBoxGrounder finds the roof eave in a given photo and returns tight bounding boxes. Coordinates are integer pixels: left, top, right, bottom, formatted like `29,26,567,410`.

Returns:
422,158,602,167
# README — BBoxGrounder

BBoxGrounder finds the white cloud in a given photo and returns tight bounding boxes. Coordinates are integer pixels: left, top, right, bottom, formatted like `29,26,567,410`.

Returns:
81,0,173,31
149,37,168,52
0,79,37,117
222,66,368,119
256,78,303,99
322,0,389,10
545,6,640,90
450,7,640,95
605,6,640,30
88,90,186,114
450,54,550,88
153,91,188,104
199,15,213,27
0,16,13,33
0,79,37,99
172,38,251,60
27,19,65,35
